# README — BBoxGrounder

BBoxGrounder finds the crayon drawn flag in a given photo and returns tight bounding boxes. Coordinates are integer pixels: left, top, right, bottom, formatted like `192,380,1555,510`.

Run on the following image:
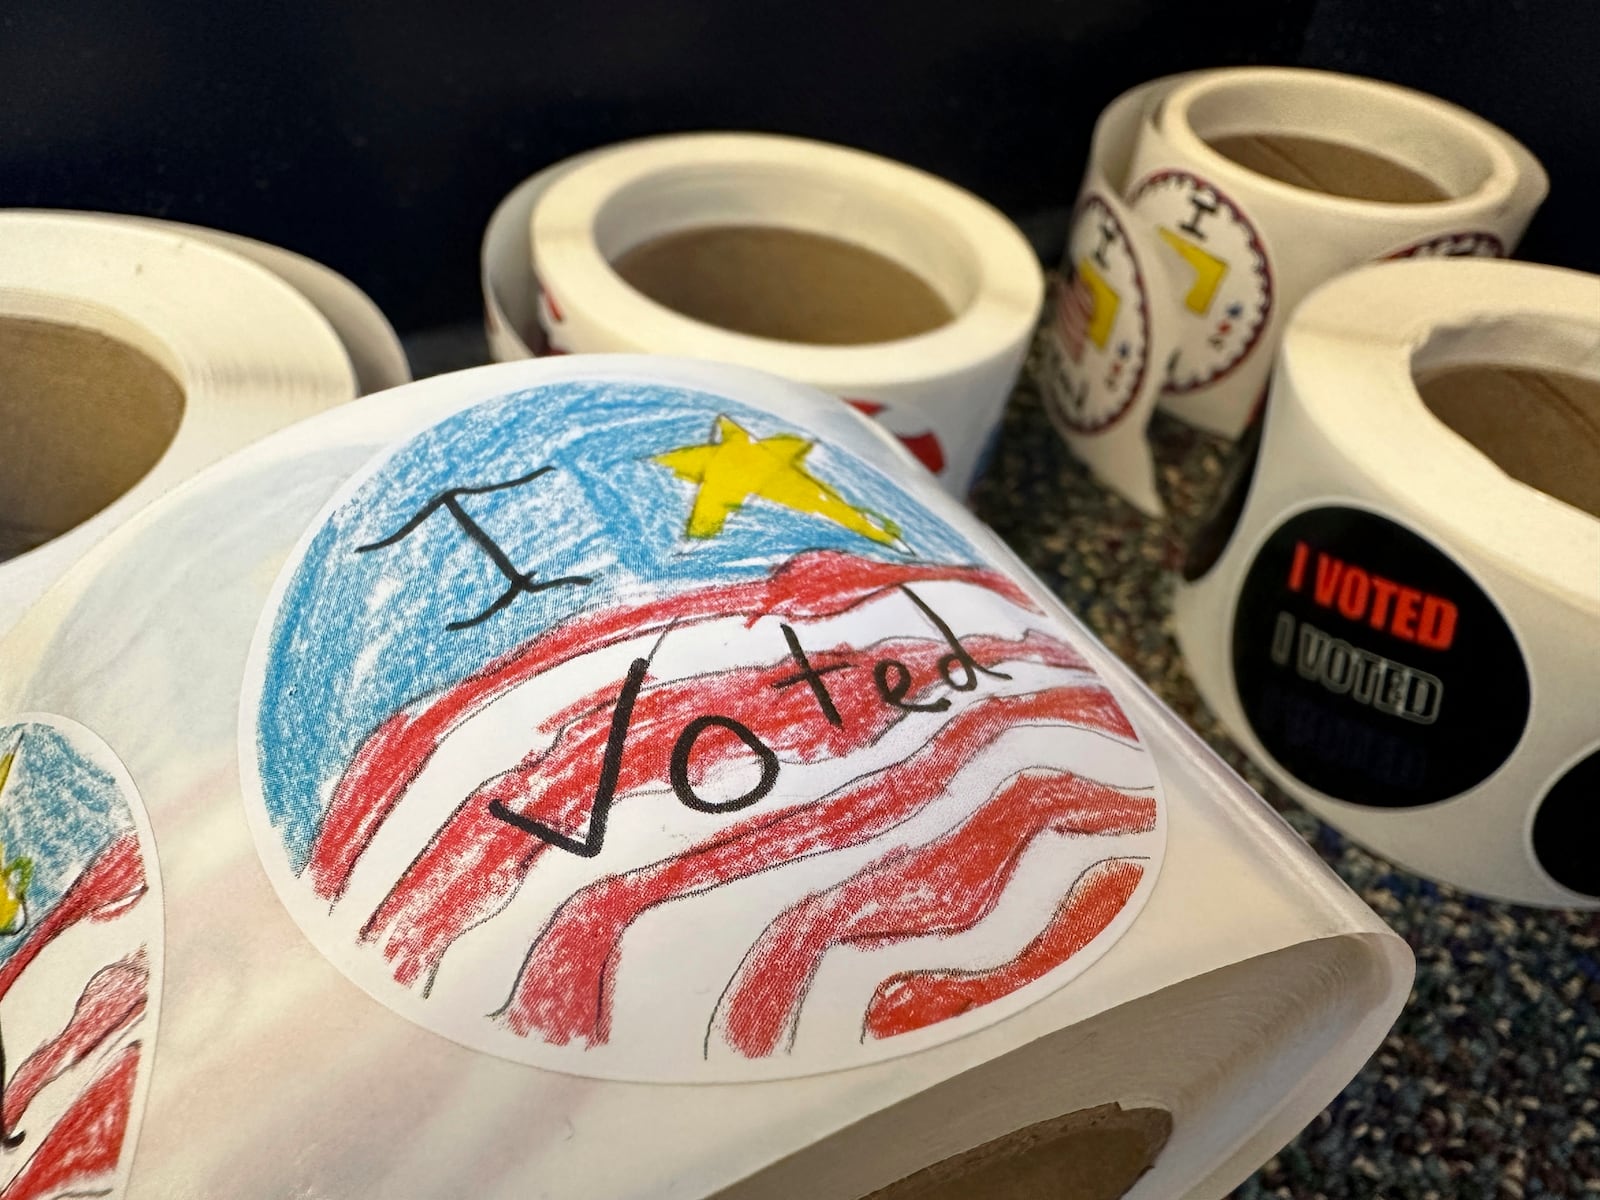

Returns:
244,378,1165,1082
0,718,161,1200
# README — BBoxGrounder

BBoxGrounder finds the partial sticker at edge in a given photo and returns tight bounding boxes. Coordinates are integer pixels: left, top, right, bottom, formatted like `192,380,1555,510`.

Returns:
0,714,163,1200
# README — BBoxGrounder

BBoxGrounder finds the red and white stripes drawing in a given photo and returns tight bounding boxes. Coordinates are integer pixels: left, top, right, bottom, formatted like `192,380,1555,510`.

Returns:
277,553,1161,1078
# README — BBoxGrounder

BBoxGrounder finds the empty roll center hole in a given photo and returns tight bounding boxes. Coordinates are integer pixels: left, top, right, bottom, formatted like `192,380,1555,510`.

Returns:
592,165,977,346
611,226,956,345
1204,134,1452,203
1186,80,1494,202
1416,362,1600,519
862,1103,1172,1200
0,316,184,560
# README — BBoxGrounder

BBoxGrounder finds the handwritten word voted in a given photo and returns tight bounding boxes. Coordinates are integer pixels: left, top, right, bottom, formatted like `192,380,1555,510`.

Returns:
488,586,1012,858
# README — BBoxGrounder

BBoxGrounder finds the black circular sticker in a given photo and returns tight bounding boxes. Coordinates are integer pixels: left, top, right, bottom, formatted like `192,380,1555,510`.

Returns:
1532,750,1600,898
1231,507,1529,808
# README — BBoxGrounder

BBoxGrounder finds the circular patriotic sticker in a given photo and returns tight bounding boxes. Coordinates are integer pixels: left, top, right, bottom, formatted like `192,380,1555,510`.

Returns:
1382,231,1506,260
241,379,1165,1082
0,716,162,1200
1042,194,1151,434
1130,169,1272,393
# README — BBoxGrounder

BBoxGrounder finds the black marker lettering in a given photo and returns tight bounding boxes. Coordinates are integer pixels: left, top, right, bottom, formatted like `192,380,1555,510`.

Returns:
1178,192,1220,240
874,659,952,713
900,586,1012,691
772,624,850,727
357,467,592,630
1092,218,1117,269
488,653,651,858
671,716,779,813
0,1021,21,1150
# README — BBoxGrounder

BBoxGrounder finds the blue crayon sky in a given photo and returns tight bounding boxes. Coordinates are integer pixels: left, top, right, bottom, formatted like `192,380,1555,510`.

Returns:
255,380,981,872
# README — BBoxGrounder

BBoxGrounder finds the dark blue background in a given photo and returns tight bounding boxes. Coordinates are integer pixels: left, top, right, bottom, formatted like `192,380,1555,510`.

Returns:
1,0,1588,331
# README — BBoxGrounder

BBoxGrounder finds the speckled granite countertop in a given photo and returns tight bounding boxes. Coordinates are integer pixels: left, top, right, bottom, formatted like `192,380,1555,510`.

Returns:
972,379,1600,1200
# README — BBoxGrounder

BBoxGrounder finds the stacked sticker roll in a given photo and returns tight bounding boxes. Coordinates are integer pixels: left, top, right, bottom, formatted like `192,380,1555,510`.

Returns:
0,356,1408,1198
482,134,1045,497
0,210,409,630
1038,68,1547,513
1176,258,1600,910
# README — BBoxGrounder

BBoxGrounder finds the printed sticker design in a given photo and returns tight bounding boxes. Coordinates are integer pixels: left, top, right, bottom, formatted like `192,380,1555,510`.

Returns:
1383,231,1506,260
1042,194,1152,434
1130,170,1272,393
1231,506,1529,807
533,280,571,355
844,398,947,477
0,716,162,1200
1531,747,1600,899
242,380,1164,1082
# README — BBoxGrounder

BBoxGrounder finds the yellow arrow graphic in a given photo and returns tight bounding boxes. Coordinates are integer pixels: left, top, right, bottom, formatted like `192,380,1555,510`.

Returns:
1158,228,1230,316
1076,259,1120,350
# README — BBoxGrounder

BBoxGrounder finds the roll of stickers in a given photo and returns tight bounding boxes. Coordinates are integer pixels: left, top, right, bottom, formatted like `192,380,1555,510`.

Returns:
0,210,409,630
0,356,1408,1198
1175,258,1600,910
1038,68,1547,514
481,134,1046,496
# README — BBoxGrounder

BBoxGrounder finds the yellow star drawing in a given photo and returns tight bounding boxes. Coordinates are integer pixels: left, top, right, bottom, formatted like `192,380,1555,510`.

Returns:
653,416,900,544
0,739,29,937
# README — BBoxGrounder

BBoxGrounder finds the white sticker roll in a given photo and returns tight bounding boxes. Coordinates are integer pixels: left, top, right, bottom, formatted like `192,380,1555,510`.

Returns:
1174,258,1600,910
482,134,1046,496
0,210,408,631
1,356,1409,1199
1039,68,1547,514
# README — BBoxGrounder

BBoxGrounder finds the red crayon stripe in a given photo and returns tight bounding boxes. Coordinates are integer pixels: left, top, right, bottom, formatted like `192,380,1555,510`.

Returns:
863,856,1144,1039
719,773,1154,1057
0,837,145,1007
0,1041,139,1200
497,683,1134,1045
360,631,1085,990
4,952,147,1134
309,553,1039,903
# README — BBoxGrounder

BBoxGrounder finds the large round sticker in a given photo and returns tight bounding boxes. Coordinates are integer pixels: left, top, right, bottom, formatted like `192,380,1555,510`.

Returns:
241,380,1165,1082
1532,748,1600,899
0,715,163,1199
1130,169,1272,393
1231,506,1529,808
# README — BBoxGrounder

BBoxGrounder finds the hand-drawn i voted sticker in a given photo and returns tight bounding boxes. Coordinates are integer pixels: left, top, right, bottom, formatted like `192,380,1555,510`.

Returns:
1130,169,1272,393
240,379,1165,1083
1040,193,1151,435
0,715,163,1200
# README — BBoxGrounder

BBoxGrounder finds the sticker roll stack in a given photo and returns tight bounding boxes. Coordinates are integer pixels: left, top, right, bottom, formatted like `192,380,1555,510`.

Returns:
0,358,1408,1198
0,210,409,631
482,135,1045,497
1176,258,1600,909
1038,68,1547,513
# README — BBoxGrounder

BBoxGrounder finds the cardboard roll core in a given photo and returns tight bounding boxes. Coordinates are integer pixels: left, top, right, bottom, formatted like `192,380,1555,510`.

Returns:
1205,134,1451,204
0,316,184,561
1417,364,1600,519
863,1104,1172,1200
611,225,956,346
